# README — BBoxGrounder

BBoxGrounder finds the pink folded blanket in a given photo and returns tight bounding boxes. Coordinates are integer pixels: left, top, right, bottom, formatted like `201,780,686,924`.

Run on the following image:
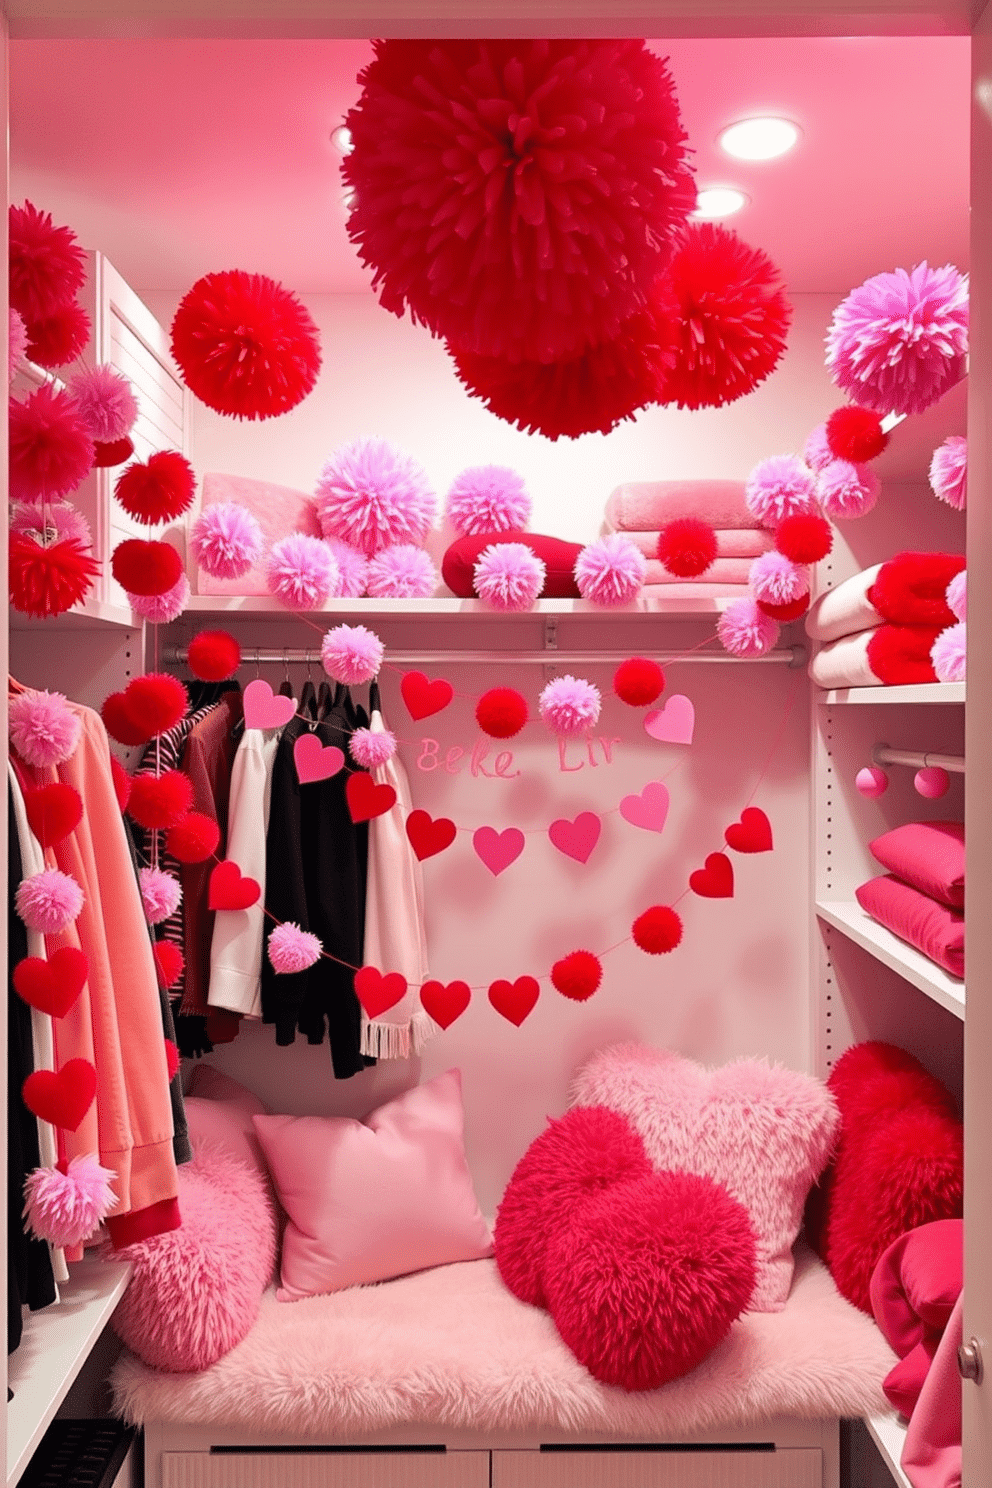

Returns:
639,583,750,601
604,481,761,532
604,528,774,560
196,472,322,595
809,626,941,689
643,558,755,586
855,874,964,978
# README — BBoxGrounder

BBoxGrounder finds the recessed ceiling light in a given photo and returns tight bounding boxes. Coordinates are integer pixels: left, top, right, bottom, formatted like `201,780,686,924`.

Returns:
718,118,800,161
331,124,354,154
691,187,748,219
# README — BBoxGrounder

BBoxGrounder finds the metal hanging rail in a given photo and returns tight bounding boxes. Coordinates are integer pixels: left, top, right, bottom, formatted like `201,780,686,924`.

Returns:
872,744,965,774
166,644,808,668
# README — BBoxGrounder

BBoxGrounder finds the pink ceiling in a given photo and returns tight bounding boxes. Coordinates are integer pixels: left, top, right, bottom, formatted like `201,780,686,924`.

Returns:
9,34,969,297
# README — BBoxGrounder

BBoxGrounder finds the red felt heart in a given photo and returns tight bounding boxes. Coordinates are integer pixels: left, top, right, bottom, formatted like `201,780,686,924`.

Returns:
164,1038,180,1080
22,1057,97,1131
208,859,261,912
724,807,774,854
354,965,408,1018
688,851,735,898
420,979,471,1029
405,809,457,861
24,783,84,849
400,670,454,721
13,946,89,1018
346,772,397,824
488,976,540,1026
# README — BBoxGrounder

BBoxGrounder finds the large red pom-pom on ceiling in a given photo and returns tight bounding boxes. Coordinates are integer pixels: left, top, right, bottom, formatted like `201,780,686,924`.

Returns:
170,269,322,421
9,201,87,323
343,39,696,366
114,451,197,525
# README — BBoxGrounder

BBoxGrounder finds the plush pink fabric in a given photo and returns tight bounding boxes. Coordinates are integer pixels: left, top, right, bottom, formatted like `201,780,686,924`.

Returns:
570,1043,839,1311
808,628,883,689
253,1069,493,1301
869,822,964,910
901,1291,962,1488
642,557,754,585
869,1219,962,1417
195,472,322,595
603,481,761,531
185,1096,268,1176
608,528,774,560
805,565,883,642
855,875,964,978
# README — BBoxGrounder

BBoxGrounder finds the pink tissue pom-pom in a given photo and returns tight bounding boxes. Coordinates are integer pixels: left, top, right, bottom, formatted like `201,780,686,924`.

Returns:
349,726,397,769
315,437,436,557
574,534,646,606
744,455,820,526
539,675,602,735
324,537,369,598
10,498,92,550
474,542,546,610
24,1154,117,1248
826,261,968,416
321,623,384,685
127,572,191,624
947,569,966,622
15,869,84,934
717,597,780,657
817,458,880,519
265,533,338,610
445,466,532,536
749,550,810,606
9,689,81,768
190,501,264,580
66,364,139,443
268,922,322,973
9,307,28,380
929,435,967,511
9,382,95,502
365,544,438,599
802,424,834,474
931,621,966,683
139,866,183,925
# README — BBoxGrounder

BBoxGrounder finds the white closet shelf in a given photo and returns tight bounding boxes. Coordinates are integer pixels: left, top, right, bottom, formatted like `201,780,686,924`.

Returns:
7,1254,132,1488
9,598,138,632
816,900,965,1019
181,594,743,619
865,1412,913,1488
817,682,965,705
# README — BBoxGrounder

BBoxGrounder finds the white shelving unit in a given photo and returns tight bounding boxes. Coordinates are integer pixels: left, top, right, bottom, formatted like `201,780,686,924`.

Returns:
820,683,965,706
816,900,965,1019
864,1415,913,1488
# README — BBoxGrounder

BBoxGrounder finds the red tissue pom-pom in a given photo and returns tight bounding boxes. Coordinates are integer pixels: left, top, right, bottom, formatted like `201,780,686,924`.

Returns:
111,538,183,597
171,269,321,421
24,301,91,369
550,950,603,1001
657,518,718,577
344,39,695,365
9,532,99,619
114,451,197,525
632,904,683,954
613,657,665,706
866,625,942,686
124,674,188,737
101,692,151,747
9,201,87,323
660,222,792,410
9,383,95,502
165,812,220,864
755,593,811,622
825,405,890,464
774,512,833,565
92,436,135,469
110,756,132,813
187,630,241,682
475,688,528,739
164,1038,180,1081
127,770,194,831
153,939,185,991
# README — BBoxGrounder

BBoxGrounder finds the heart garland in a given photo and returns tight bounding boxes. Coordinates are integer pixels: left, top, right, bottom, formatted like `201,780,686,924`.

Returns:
13,946,89,1019
209,859,261,912
22,1058,98,1132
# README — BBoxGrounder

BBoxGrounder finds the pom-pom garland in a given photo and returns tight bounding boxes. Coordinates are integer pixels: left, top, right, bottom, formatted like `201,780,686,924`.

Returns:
111,538,183,597
744,455,820,527
929,435,967,511
9,307,28,380
365,544,438,599
717,597,780,657
114,451,197,525
127,770,194,831
164,812,220,864
110,756,131,813
613,657,665,706
474,542,546,611
539,675,601,735
550,949,603,1001
67,364,139,443
10,498,92,551
446,466,532,537
774,512,833,564
190,502,264,580
92,435,135,469
947,569,967,623
931,622,966,683
9,201,87,323
152,939,185,990
755,593,811,622
187,630,241,682
657,518,718,578
324,537,369,598
23,1154,117,1248
127,572,191,624
349,726,397,769
632,904,683,954
816,459,880,520
9,383,95,501
15,869,84,935
138,867,183,926
265,533,338,610
802,424,833,474
170,269,322,421
476,688,529,739
316,437,436,557
825,405,889,463
123,673,188,737
321,623,384,685
573,534,646,606
268,922,322,974
9,533,99,619
9,689,81,768
101,692,152,748
748,551,810,607
23,301,91,368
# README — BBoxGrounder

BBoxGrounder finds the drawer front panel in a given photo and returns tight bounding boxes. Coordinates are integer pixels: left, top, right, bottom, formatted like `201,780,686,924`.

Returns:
493,1448,821,1488
163,1451,489,1488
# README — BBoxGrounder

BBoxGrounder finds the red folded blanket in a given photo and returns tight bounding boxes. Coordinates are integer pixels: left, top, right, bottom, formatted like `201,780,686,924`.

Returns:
868,551,964,629
809,625,942,688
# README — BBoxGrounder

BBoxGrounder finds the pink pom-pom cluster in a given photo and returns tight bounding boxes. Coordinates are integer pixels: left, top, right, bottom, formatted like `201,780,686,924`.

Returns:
9,307,28,380
539,675,601,735
748,551,809,606
24,1154,117,1247
717,597,780,658
127,572,191,624
349,726,397,769
265,534,338,609
947,569,966,623
929,435,967,511
474,542,546,610
268,922,322,973
931,622,966,684
816,459,880,519
9,689,81,768
802,424,834,474
574,534,646,606
139,867,183,925
67,364,139,443
365,544,437,599
315,437,436,557
191,502,264,580
745,456,820,527
15,868,84,934
10,498,92,550
321,624,384,685
324,537,369,598
446,466,532,536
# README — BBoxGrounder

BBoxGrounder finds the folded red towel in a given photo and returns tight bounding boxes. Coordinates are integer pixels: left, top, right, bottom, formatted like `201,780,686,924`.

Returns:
868,551,965,628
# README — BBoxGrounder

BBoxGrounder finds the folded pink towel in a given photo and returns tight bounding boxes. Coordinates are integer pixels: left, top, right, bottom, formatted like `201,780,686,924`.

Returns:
604,481,760,532
603,528,774,560
639,583,751,600
855,874,964,979
643,557,755,586
806,566,883,642
196,472,322,595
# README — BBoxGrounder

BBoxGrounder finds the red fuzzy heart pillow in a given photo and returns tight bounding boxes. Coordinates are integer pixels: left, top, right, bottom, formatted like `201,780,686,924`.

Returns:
442,531,583,599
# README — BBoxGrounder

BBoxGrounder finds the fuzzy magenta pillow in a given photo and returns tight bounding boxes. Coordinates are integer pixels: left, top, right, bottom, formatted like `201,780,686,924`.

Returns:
442,530,583,598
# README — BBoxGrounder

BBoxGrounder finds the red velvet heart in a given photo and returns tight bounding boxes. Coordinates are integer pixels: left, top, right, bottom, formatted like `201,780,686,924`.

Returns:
13,946,89,1018
208,859,261,912
354,965,408,1018
405,809,457,861
420,978,471,1029
22,1057,97,1131
400,670,454,721
24,783,84,849
346,772,397,824
724,807,773,853
688,851,735,898
488,976,540,1026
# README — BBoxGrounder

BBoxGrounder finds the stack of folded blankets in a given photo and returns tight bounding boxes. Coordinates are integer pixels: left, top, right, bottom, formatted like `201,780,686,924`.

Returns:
806,551,965,688
856,820,964,979
601,480,773,598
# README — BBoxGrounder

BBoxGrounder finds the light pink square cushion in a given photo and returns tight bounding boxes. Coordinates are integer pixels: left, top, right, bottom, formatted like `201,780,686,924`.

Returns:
253,1069,493,1301
570,1043,840,1312
195,472,322,594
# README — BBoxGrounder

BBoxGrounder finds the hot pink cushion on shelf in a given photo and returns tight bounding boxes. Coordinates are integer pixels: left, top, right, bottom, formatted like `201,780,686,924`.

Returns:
868,821,964,910
855,874,964,978
253,1069,493,1301
195,472,322,595
869,1218,963,1417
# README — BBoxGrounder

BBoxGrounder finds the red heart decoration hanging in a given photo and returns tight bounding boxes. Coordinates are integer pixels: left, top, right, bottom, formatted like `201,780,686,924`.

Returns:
22,1057,97,1131
24,783,84,850
400,670,454,721
688,851,735,898
208,859,261,912
346,772,397,824
420,978,471,1029
12,946,89,1018
488,976,540,1026
354,965,408,1018
724,807,774,854
164,1038,180,1080
405,809,457,861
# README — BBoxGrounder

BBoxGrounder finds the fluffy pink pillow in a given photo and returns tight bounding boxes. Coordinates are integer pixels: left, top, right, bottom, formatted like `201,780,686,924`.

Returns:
184,1064,269,1174
570,1043,839,1311
868,820,964,909
253,1069,493,1301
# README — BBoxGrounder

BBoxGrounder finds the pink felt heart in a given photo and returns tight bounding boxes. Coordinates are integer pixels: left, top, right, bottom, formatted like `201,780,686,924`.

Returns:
644,694,695,745
22,1058,97,1132
473,826,525,875
293,733,345,784
420,979,471,1030
619,781,670,833
488,976,540,1026
547,812,602,864
406,810,457,861
400,670,454,721
13,946,89,1019
243,679,297,731
346,772,397,823
725,807,774,854
208,859,261,912
688,851,735,898
354,965,408,1018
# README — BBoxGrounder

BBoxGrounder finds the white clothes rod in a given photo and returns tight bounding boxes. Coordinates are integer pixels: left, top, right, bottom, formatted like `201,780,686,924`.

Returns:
167,645,807,668
872,744,965,773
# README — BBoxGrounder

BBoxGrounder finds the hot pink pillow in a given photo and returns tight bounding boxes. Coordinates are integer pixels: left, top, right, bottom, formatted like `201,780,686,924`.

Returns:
253,1069,493,1301
855,874,964,978
870,1219,963,1417
868,821,964,909
570,1043,839,1311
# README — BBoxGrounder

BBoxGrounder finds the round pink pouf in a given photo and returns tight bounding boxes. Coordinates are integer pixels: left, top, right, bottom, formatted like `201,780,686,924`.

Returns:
915,767,950,799
856,766,889,798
